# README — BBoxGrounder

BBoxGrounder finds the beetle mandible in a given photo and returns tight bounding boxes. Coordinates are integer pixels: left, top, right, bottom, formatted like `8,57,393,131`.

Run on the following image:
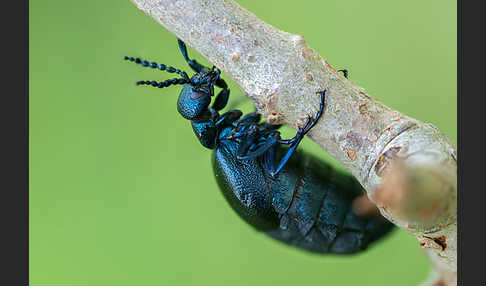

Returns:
124,39,394,254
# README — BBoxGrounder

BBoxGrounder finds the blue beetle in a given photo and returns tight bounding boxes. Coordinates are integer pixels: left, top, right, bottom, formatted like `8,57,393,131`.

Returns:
124,39,393,254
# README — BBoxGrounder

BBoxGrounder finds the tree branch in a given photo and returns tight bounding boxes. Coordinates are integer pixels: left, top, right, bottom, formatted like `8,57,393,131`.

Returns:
130,1,457,285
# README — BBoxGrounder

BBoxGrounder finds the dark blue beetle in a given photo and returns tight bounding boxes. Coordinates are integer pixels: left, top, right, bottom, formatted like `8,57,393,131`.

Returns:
124,39,393,254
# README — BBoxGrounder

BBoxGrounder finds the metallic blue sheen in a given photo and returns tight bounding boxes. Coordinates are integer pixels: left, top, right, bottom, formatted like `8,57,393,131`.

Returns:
213,138,394,254
125,39,394,255
177,85,211,120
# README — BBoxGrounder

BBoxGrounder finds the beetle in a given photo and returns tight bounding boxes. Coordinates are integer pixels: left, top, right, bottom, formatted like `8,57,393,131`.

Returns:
124,39,394,254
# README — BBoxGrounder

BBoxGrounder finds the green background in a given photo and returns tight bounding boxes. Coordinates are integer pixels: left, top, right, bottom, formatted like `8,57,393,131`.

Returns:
30,0,456,285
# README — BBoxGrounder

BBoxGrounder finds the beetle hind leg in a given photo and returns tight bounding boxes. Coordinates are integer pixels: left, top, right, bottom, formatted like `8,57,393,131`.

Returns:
265,90,326,176
302,90,326,133
337,69,349,79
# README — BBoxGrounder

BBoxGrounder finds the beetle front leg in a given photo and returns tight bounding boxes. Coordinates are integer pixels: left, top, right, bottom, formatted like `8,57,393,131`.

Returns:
337,69,349,79
178,39,207,73
212,88,231,111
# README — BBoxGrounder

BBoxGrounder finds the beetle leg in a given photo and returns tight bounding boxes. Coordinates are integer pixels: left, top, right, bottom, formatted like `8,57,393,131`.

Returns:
267,90,326,176
178,39,207,73
303,90,326,133
269,136,303,176
237,135,259,158
215,110,242,128
178,39,229,89
262,123,282,130
263,146,276,174
212,88,231,111
215,76,229,91
277,90,325,145
238,112,261,124
237,132,280,160
337,69,349,79
225,124,256,140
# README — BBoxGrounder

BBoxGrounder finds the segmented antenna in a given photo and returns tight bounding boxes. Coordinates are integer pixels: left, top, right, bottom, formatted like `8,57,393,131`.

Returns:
124,56,189,79
135,78,189,89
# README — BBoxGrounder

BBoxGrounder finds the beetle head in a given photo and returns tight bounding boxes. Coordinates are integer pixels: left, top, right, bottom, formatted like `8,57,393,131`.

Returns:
124,56,222,121
177,67,221,120
189,67,220,97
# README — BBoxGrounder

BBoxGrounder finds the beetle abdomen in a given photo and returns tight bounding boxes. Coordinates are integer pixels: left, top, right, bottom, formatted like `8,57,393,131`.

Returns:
266,147,394,254
212,140,394,254
212,140,280,231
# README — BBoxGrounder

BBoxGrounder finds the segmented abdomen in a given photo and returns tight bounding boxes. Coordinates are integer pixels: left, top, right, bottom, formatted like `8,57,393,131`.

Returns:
265,148,394,254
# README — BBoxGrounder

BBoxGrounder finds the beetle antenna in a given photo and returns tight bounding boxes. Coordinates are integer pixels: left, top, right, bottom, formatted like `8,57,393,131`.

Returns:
135,78,189,89
124,56,189,79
